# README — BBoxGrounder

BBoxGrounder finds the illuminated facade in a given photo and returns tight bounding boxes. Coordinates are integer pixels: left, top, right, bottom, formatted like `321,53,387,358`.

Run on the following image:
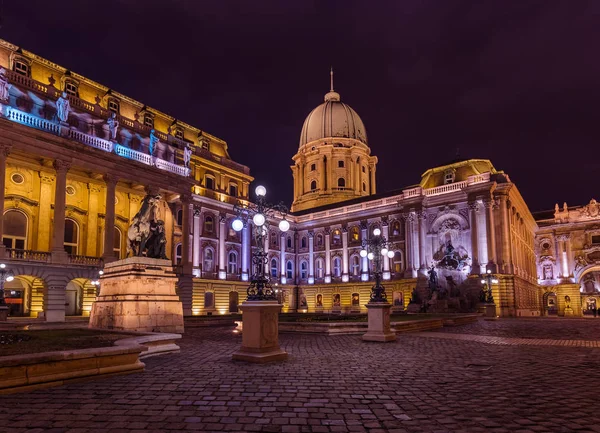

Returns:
0,39,592,320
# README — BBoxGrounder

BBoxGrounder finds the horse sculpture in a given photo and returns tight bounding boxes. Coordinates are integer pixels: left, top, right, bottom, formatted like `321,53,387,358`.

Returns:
127,194,160,257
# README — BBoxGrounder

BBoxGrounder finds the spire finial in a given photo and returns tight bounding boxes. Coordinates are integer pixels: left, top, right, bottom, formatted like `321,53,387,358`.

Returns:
330,67,334,92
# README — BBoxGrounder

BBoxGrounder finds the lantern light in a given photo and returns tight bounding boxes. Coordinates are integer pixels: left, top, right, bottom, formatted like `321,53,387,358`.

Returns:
373,228,381,236
255,185,267,197
387,250,395,258
360,249,368,258
279,219,290,232
253,213,266,227
232,218,244,232
367,252,374,260
381,247,388,256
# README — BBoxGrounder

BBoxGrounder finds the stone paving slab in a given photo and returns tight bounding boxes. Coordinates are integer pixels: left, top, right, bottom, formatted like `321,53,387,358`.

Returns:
413,331,600,347
1,319,600,432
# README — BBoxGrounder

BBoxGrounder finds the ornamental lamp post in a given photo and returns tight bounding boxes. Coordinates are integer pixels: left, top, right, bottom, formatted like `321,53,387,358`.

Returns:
361,227,397,342
0,263,15,321
230,185,289,363
480,269,499,318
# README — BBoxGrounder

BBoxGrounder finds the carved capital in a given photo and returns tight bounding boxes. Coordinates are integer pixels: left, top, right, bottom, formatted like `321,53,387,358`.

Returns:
468,201,480,212
193,206,201,217
53,159,71,174
0,142,12,158
359,220,368,230
145,185,160,197
180,192,193,204
219,213,227,223
380,215,389,226
129,193,142,204
483,198,495,210
341,223,348,233
556,234,570,241
102,173,118,186
324,227,331,235
307,230,314,238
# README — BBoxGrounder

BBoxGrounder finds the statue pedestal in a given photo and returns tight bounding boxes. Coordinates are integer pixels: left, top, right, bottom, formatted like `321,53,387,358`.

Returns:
89,257,184,333
481,303,497,319
564,306,574,316
232,300,288,363
363,302,396,342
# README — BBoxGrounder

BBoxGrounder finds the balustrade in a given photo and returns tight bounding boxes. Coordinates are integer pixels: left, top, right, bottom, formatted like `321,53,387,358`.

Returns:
5,249,51,262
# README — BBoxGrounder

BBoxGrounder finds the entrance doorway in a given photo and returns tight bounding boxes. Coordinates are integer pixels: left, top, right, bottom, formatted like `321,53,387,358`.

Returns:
229,291,239,313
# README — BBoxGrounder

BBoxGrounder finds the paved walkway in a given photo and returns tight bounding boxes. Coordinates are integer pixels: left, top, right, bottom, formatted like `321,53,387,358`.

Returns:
414,331,600,347
2,318,600,432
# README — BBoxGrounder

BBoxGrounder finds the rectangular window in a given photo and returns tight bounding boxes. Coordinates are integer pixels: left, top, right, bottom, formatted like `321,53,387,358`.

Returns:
205,176,215,190
65,81,78,96
592,235,600,245
144,113,154,128
14,61,29,76
108,99,120,114
311,164,316,171
229,184,238,197
175,127,184,140
338,160,344,168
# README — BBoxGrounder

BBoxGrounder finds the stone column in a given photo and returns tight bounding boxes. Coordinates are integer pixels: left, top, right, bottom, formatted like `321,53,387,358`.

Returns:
51,160,71,263
403,215,413,277
102,174,118,262
308,231,315,284
370,164,377,194
86,184,102,257
36,173,55,252
468,201,480,275
342,226,349,281
484,198,497,272
497,194,514,274
565,235,573,277
409,212,420,276
280,233,286,283
382,220,391,280
180,193,193,272
319,157,326,192
361,221,369,281
418,212,427,270
324,229,331,283
355,158,360,192
0,143,11,253
193,208,201,271
241,222,250,281
218,213,226,279
300,163,305,196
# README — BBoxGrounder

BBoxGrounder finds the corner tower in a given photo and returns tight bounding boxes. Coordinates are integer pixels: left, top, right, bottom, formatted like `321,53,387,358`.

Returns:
291,70,378,212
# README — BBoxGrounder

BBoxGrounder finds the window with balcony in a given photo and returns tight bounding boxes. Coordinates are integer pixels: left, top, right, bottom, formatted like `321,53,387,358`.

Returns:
2,209,27,250
13,59,29,76
107,98,120,114
204,175,215,190
144,113,154,128
64,218,79,255
394,250,405,273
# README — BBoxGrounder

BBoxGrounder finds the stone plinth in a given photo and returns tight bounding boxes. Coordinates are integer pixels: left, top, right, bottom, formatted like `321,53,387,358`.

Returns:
485,303,497,318
362,302,396,342
89,257,184,333
0,305,8,322
232,300,288,363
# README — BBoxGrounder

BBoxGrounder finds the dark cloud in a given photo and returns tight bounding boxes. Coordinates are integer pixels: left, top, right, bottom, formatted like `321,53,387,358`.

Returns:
2,0,598,211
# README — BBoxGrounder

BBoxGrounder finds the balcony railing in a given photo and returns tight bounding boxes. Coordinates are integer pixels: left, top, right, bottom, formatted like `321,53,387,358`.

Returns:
4,106,61,135
68,255,104,267
5,249,51,262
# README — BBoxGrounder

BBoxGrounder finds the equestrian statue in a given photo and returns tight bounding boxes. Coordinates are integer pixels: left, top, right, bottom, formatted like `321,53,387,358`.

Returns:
127,194,168,259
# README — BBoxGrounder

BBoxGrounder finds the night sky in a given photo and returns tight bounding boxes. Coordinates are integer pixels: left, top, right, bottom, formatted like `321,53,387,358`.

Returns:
2,1,598,212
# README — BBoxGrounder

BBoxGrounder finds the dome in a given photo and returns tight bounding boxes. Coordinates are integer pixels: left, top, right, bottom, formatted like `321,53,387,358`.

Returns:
299,74,368,147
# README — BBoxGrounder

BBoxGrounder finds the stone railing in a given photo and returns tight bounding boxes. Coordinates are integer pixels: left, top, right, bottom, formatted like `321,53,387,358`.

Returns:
114,143,153,165
424,180,469,197
4,106,61,135
5,249,51,262
67,129,113,153
68,255,104,267
154,157,190,177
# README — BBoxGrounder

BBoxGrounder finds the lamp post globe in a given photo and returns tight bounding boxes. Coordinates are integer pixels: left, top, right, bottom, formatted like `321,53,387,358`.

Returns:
278,219,290,232
373,228,381,236
367,252,374,260
387,250,395,258
255,185,267,197
381,247,388,256
252,213,266,227
232,218,244,232
360,249,368,258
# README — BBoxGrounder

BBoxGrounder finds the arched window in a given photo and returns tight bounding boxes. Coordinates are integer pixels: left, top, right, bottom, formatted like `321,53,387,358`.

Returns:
204,175,215,190
332,257,342,277
286,236,292,248
113,227,122,259
351,226,360,242
301,236,307,248
286,261,293,279
316,233,324,247
337,178,345,188
228,251,238,274
310,180,317,191
271,232,278,247
315,258,324,279
64,218,79,255
351,255,360,276
176,209,183,226
332,229,341,246
300,261,308,279
270,258,278,278
2,209,27,249
394,250,405,274
203,248,214,272
204,215,214,233
175,243,182,264
362,182,366,192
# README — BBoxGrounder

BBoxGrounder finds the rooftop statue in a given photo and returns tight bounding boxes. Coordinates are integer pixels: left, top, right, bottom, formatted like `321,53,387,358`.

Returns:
149,129,159,156
107,112,119,141
127,193,168,259
0,68,11,102
183,145,192,168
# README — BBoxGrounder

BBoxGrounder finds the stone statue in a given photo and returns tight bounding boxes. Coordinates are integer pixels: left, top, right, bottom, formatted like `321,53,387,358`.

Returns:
127,193,167,259
56,91,71,123
565,295,571,307
183,145,192,167
575,255,588,271
427,265,438,290
107,112,119,141
149,129,160,156
0,68,11,102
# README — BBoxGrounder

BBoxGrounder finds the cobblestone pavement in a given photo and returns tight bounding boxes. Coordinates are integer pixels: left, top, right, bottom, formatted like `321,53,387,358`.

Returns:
2,319,600,433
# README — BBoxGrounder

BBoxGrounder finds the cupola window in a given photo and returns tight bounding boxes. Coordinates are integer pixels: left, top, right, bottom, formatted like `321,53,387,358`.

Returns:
107,98,120,114
144,112,154,128
13,58,30,76
64,80,79,97
443,169,456,185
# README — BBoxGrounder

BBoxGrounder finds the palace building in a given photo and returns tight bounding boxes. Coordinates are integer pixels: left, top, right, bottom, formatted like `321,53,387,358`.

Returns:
0,38,593,320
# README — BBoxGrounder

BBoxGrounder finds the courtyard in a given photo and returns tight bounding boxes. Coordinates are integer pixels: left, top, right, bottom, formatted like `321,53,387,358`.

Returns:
1,318,600,433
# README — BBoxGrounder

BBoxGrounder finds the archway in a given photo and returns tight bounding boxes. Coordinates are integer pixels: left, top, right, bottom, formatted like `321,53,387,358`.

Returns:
542,291,558,316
